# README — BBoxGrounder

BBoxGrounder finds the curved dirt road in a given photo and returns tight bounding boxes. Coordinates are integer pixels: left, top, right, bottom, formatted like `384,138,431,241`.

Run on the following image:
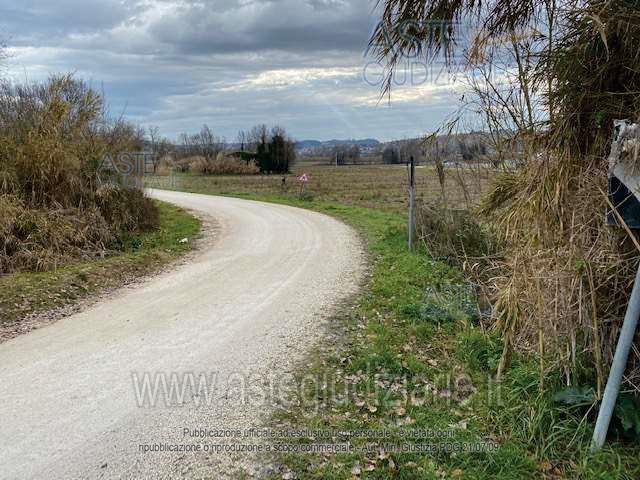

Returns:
0,190,364,479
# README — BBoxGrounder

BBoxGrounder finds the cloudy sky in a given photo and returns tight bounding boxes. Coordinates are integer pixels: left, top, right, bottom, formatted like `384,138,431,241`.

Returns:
0,0,465,141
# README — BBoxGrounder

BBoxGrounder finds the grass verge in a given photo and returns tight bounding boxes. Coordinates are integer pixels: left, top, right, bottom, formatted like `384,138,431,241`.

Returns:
0,201,201,334
145,179,639,479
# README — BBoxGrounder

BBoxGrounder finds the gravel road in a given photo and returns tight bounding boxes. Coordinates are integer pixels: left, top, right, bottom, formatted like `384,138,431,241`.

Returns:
0,190,365,479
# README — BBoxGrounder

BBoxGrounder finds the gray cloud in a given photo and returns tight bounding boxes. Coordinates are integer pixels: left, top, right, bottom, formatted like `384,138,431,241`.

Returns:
1,0,145,45
1,0,459,140
148,0,372,55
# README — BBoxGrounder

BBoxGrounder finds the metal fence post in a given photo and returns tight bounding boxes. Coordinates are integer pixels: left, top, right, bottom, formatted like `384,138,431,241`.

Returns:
408,155,415,250
591,261,640,451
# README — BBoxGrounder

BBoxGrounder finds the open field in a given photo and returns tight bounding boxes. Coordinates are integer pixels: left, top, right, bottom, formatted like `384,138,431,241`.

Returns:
145,165,493,212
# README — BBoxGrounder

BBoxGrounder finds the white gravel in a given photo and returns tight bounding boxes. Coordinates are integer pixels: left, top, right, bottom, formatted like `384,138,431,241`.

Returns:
0,190,365,479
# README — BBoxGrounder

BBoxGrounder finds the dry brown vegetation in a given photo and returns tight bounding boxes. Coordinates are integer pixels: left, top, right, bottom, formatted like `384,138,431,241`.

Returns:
186,154,260,175
0,75,158,274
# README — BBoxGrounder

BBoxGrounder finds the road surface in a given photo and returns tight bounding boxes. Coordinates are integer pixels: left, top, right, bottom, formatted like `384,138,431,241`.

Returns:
0,190,364,479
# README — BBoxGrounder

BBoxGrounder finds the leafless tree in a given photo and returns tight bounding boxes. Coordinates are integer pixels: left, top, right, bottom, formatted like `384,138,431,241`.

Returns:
237,130,248,151
178,125,224,159
333,145,360,165
247,124,269,151
147,126,173,173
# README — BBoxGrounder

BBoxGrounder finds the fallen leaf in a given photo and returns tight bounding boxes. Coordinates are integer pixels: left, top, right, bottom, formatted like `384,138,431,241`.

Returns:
539,460,552,472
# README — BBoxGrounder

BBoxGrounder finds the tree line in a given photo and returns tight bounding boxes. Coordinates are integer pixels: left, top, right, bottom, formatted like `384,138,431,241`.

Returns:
158,124,295,174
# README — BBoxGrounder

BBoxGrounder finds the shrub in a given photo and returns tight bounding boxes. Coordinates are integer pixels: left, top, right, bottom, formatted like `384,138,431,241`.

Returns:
188,153,260,175
414,200,494,263
0,74,158,273
252,125,296,173
372,0,640,395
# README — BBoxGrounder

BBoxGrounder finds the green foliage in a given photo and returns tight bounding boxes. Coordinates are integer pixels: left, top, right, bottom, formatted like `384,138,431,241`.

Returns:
615,394,640,440
553,386,595,407
456,329,503,372
237,151,256,162
553,387,640,442
256,131,296,173
402,283,478,324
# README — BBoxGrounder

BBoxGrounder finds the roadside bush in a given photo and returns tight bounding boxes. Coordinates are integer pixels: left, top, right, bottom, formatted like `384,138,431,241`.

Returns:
414,200,495,263
0,199,114,272
0,74,158,273
171,157,192,173
95,185,159,234
252,125,296,173
373,0,640,396
187,153,259,175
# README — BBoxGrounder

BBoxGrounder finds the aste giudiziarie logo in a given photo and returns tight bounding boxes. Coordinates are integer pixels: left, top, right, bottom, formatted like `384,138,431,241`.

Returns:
97,151,158,187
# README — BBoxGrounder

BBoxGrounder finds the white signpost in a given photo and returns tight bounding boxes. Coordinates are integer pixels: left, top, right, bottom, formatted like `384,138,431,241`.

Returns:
297,173,309,197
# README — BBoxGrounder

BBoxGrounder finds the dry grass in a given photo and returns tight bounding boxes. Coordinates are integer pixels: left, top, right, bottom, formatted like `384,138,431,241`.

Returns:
481,156,640,393
368,0,640,397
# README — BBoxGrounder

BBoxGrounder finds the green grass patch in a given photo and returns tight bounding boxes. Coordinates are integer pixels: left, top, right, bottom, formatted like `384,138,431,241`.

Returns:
0,201,200,329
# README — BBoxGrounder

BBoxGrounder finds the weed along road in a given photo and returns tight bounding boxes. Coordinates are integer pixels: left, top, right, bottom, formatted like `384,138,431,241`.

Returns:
0,190,364,479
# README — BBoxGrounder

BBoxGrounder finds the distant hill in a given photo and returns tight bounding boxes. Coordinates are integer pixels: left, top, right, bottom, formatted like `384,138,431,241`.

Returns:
295,138,380,150
295,140,323,149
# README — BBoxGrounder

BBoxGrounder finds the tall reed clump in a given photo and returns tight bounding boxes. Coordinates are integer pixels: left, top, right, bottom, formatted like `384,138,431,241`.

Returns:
480,1,640,393
0,74,158,273
372,0,640,395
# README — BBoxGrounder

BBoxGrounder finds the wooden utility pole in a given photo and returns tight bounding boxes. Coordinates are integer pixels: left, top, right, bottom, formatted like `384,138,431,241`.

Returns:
408,155,415,250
